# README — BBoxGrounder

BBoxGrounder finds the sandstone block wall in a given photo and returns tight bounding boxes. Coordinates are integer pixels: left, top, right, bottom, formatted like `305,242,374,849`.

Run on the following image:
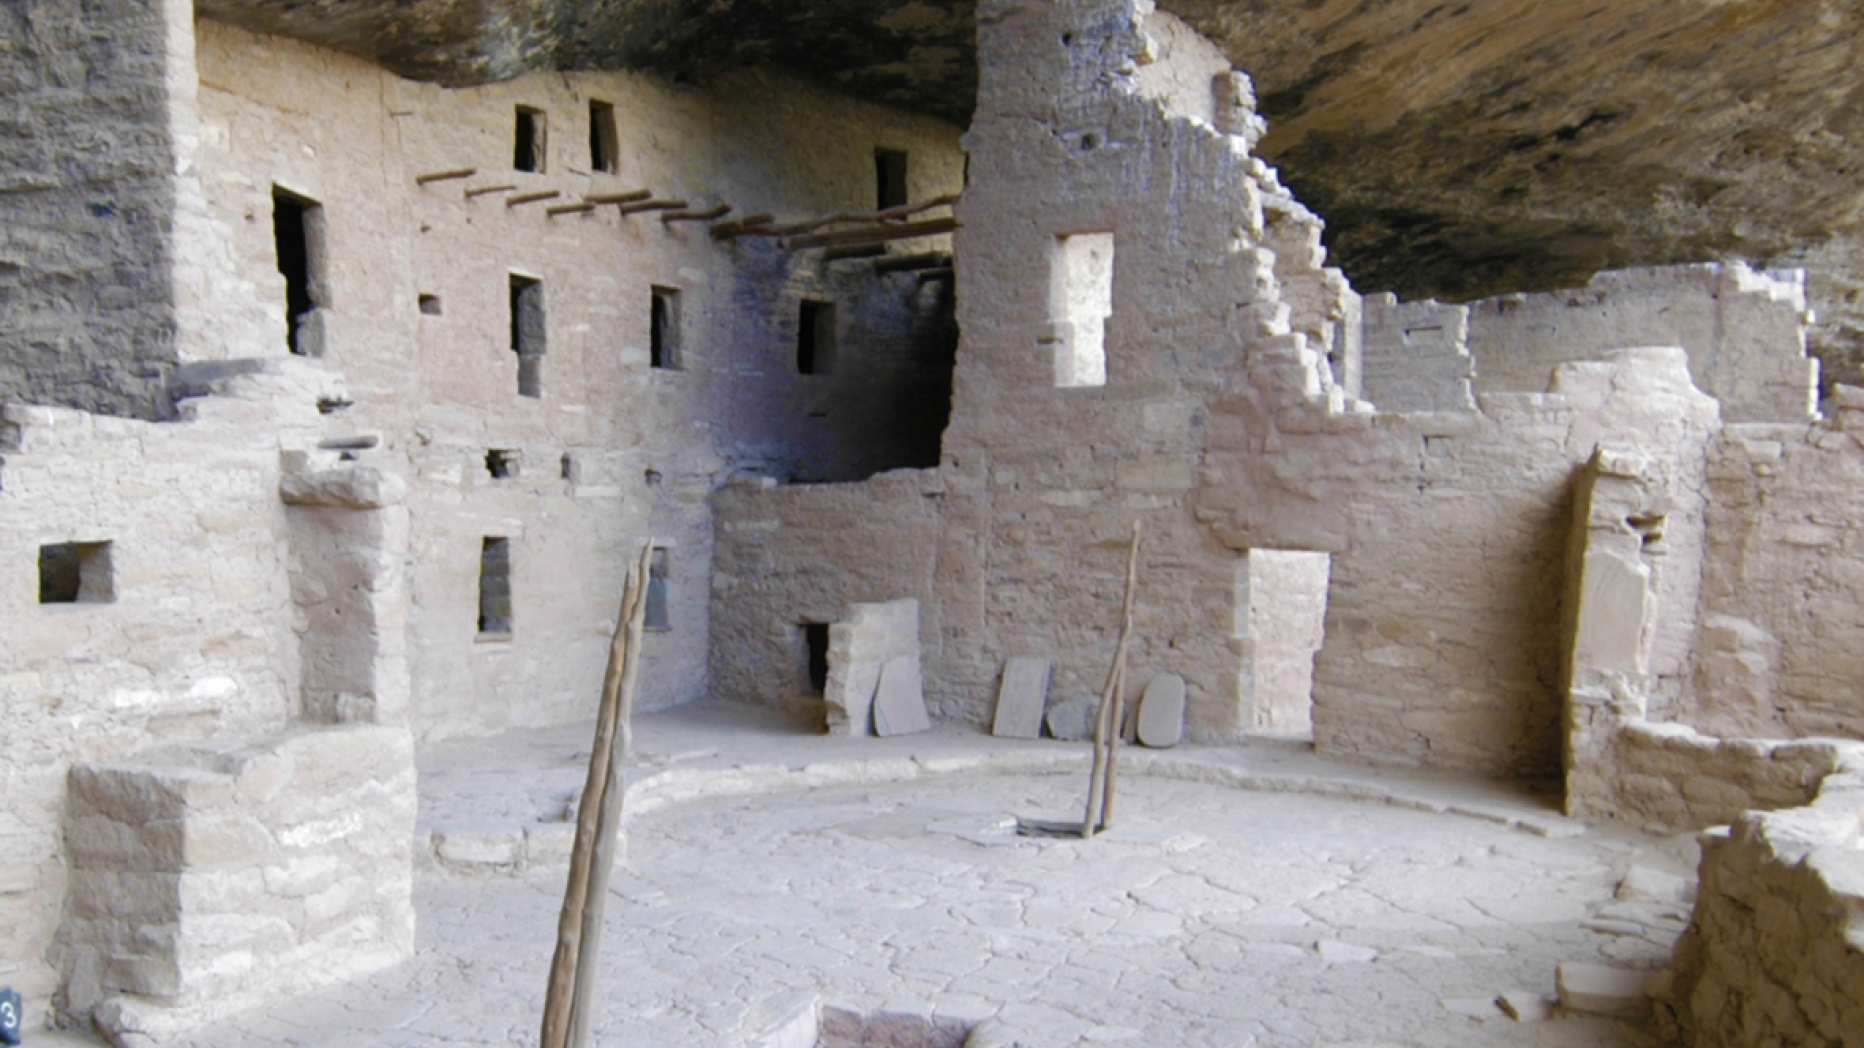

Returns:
1693,391,1864,741
1658,768,1864,1047
192,20,966,741
1466,263,1818,424
58,725,417,1036
0,401,303,1025
1358,294,1474,412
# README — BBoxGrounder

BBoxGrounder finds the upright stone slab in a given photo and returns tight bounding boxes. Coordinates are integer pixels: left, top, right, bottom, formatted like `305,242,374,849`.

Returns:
1045,697,1095,741
992,657,1052,739
1137,674,1186,748
872,656,931,736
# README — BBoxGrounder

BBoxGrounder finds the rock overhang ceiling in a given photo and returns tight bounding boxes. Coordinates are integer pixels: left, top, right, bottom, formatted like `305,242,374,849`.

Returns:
199,0,1864,385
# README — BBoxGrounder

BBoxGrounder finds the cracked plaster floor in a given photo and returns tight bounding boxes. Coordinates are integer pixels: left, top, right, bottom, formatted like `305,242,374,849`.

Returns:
116,706,1698,1047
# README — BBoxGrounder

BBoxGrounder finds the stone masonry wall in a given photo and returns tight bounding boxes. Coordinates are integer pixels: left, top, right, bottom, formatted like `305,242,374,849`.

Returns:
1466,263,1818,424
193,20,966,740
0,400,305,1027
1657,768,1864,1047
0,0,189,419
1693,390,1864,741
58,725,416,1039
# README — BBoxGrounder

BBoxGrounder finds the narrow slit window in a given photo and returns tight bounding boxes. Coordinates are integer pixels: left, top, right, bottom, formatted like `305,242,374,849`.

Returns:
797,299,836,375
1051,232,1114,388
514,106,546,173
589,100,618,174
560,453,577,482
38,541,113,604
485,449,519,479
478,537,512,635
509,274,545,398
272,187,323,356
650,286,681,370
803,622,832,695
644,548,671,631
875,148,909,210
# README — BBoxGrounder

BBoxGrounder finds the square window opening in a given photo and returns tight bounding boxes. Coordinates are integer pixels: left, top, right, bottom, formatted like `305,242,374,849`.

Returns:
875,148,909,210
589,100,618,174
38,541,113,604
797,299,836,376
1050,232,1114,388
272,186,324,356
478,537,512,635
486,449,520,479
650,286,682,370
514,106,547,173
418,294,442,316
644,548,671,631
510,274,546,398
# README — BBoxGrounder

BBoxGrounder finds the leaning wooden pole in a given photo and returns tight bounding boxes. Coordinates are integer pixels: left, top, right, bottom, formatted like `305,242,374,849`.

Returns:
1082,521,1142,837
564,540,655,1048
539,550,648,1048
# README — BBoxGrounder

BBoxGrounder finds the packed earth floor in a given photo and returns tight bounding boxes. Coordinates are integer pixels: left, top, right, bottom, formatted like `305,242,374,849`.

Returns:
111,707,1697,1047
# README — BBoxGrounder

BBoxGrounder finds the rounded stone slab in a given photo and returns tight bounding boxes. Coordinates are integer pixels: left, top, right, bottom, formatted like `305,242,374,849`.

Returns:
1137,673,1186,748
872,656,930,737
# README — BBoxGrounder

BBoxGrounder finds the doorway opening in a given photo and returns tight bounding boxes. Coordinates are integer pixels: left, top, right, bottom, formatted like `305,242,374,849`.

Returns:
801,623,832,696
1237,550,1332,738
272,186,322,355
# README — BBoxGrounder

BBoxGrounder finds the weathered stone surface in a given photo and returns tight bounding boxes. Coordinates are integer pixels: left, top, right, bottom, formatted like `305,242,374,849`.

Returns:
873,657,930,738
1045,699,1096,743
1136,674,1186,749
1556,962,1650,1017
990,658,1051,740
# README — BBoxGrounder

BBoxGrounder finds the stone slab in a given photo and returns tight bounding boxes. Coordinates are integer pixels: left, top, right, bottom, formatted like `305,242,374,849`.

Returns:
1136,674,1186,748
1045,697,1095,741
991,657,1052,739
1497,991,1556,1023
873,657,931,737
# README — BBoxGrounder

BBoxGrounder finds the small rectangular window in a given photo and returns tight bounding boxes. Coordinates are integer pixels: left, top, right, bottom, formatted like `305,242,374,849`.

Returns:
589,100,618,174
272,186,323,355
644,548,671,631
1051,233,1114,388
514,107,546,173
39,541,113,604
478,537,512,635
418,294,442,315
875,148,908,210
560,452,578,482
510,274,545,398
485,449,520,479
650,286,681,370
797,299,836,376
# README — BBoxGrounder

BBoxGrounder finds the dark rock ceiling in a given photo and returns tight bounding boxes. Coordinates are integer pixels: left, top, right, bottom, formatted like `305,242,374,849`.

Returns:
201,0,1864,386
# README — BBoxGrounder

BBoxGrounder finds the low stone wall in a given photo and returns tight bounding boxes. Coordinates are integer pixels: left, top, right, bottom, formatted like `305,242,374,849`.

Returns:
57,724,416,1042
1656,768,1864,1046
825,599,922,737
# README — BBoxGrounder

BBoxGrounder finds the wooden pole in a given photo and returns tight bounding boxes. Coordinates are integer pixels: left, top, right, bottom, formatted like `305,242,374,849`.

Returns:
708,214,775,240
733,193,961,238
464,184,517,198
783,217,958,251
415,167,476,185
547,203,598,217
564,540,655,1048
661,203,732,223
873,252,951,275
539,555,647,1048
616,199,688,215
1081,522,1142,837
508,190,561,207
584,190,653,205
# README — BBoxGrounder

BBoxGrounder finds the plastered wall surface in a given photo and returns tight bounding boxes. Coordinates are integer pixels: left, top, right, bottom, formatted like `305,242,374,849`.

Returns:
1243,550,1329,736
190,20,965,739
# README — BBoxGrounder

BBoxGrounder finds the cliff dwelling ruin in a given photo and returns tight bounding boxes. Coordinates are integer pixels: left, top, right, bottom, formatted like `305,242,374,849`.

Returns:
2,0,1861,1046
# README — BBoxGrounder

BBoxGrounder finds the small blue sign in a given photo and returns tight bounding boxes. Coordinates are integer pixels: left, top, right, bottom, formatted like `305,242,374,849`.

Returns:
0,985,20,1045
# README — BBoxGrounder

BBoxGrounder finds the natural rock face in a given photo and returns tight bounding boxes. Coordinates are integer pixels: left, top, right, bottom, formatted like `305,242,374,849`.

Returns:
197,0,1864,389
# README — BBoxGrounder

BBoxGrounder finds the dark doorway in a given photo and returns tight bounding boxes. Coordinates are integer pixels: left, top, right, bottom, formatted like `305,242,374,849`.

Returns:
803,623,831,694
875,148,908,209
272,187,319,355
510,275,545,397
